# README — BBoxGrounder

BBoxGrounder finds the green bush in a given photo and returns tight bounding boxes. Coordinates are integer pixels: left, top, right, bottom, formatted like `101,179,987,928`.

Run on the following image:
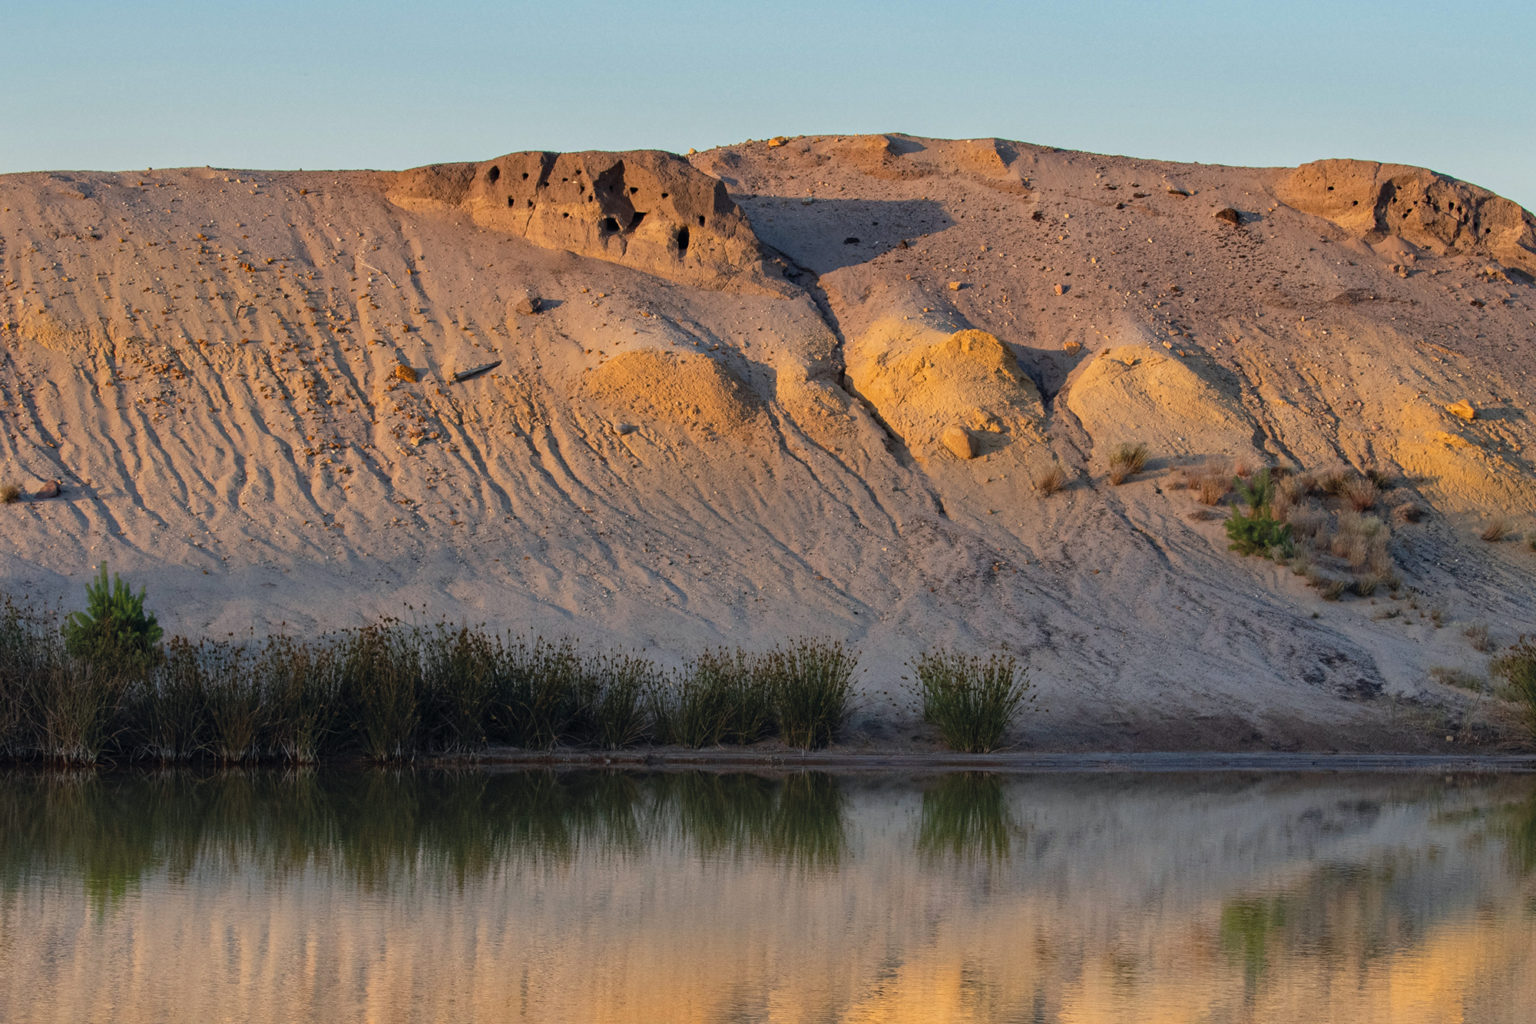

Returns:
132,637,211,762
62,564,163,677
420,625,498,753
586,652,660,750
1493,637,1536,739
658,648,771,748
914,650,1031,753
491,637,583,749
763,638,856,750
1226,470,1293,557
337,621,421,763
260,635,340,764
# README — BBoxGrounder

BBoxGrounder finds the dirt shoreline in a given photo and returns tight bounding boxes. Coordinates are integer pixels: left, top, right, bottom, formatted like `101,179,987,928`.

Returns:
461,746,1536,774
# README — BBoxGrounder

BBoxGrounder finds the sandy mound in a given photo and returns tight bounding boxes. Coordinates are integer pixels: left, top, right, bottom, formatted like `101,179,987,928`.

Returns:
1392,399,1536,510
1276,159,1536,275
581,348,764,441
845,320,1043,458
802,135,1032,193
14,305,105,354
2,135,1535,752
1064,344,1255,460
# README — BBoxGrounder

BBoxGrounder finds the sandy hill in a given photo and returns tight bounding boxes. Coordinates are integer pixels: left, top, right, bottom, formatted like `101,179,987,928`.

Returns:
1,135,1534,750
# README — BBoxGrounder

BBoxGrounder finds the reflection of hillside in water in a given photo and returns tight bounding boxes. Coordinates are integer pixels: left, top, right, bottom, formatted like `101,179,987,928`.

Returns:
1,771,1534,1023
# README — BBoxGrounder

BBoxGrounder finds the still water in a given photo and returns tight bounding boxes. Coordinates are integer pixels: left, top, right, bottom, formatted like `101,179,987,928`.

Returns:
2,769,1534,1023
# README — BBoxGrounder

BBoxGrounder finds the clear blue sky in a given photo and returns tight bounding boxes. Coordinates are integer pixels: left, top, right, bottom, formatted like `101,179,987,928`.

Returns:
5,0,1533,210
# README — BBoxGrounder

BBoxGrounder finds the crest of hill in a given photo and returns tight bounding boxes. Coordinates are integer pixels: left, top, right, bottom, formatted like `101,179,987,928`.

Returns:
1276,159,1536,275
387,149,784,293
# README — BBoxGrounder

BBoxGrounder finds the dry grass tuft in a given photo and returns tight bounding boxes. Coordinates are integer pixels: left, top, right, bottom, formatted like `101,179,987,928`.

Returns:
1194,467,1230,506
1107,442,1149,485
1464,624,1493,653
0,482,19,505
1317,463,1353,496
1342,476,1379,511
1430,666,1485,692
1353,573,1388,597
1263,466,1403,603
1035,464,1067,496
1481,519,1511,542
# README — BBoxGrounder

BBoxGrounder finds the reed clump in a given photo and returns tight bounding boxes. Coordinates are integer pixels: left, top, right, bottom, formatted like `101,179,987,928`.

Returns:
913,650,1031,753
656,647,768,748
761,638,857,750
1492,638,1536,740
0,583,874,766
338,621,423,763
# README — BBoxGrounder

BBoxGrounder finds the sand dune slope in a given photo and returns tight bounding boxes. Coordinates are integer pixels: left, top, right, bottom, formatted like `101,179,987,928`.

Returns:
2,137,1534,749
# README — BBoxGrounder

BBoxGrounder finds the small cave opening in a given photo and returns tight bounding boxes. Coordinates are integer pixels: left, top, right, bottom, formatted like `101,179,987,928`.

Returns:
675,225,690,256
697,215,706,227
486,165,501,183
521,172,530,180
628,211,646,230
600,216,620,233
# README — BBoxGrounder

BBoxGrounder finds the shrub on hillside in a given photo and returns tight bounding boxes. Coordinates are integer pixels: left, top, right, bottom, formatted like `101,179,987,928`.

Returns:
62,564,163,678
1226,470,1293,557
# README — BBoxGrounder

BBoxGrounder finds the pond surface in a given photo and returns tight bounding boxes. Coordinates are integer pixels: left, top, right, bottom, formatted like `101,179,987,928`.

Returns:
2,769,1535,1023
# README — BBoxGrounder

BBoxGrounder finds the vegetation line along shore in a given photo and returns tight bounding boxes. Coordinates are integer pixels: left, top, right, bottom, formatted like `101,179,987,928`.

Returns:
7,558,1536,768
0,570,1036,767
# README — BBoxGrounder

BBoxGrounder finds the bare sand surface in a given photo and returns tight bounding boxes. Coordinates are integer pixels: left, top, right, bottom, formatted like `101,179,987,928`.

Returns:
1,135,1534,751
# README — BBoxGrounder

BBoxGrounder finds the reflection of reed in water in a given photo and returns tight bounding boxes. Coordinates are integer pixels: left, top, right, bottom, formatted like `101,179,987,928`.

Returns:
1500,788,1536,876
0,769,851,898
657,771,848,871
915,772,1022,865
